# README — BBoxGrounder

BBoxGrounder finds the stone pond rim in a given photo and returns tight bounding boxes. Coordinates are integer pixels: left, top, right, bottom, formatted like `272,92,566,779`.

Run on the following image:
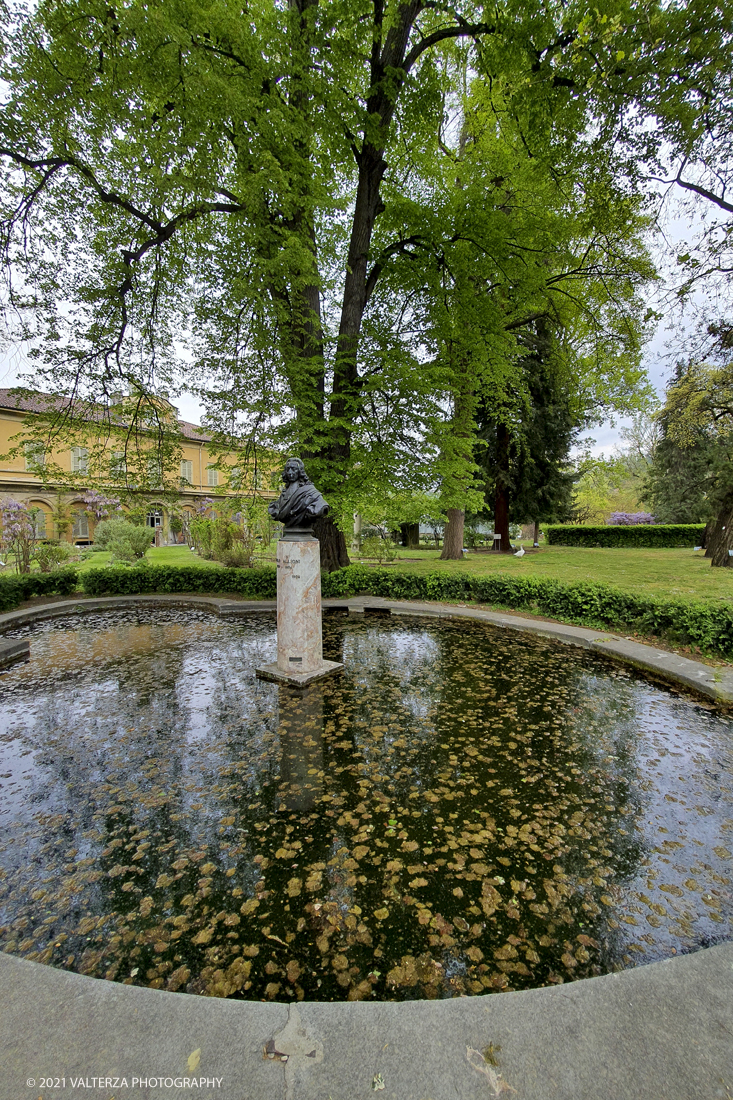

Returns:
1,590,732,705
0,594,732,1098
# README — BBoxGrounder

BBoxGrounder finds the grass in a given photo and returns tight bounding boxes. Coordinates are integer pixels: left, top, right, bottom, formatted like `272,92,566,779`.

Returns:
372,545,733,604
70,542,731,604
73,545,224,572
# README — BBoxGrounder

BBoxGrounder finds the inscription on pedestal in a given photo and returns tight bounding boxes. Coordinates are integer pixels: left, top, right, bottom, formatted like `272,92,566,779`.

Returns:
276,540,323,674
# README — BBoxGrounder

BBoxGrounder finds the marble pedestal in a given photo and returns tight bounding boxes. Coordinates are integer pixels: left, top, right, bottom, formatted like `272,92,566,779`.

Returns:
256,538,343,687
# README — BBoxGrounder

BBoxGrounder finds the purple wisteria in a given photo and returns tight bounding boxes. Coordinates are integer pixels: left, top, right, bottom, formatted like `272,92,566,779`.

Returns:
607,512,656,525
82,490,122,521
0,498,38,572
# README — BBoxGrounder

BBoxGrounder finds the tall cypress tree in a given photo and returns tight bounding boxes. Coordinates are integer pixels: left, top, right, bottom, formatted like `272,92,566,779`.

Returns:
475,322,579,546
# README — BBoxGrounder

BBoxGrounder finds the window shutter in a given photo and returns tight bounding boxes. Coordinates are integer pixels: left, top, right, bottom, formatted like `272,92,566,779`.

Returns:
24,442,46,470
72,511,89,538
71,446,88,475
32,511,47,538
207,467,219,487
111,452,126,478
180,460,193,484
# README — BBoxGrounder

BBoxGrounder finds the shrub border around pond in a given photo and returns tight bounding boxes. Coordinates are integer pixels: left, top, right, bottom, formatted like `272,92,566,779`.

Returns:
0,567,78,612
1,560,730,659
332,567,733,659
76,563,733,659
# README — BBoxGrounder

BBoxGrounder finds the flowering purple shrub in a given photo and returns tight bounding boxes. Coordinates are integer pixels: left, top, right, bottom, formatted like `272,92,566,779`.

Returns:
0,498,38,572
607,512,656,526
82,490,122,521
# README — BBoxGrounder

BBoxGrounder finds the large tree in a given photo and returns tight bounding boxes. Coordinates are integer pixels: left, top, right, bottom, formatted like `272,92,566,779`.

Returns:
654,352,733,566
476,322,581,547
1,0,732,567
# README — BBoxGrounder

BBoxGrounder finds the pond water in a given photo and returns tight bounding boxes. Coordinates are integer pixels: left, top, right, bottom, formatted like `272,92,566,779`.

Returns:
0,608,731,1002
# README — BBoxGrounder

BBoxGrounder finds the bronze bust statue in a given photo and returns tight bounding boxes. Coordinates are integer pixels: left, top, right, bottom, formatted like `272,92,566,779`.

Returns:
268,458,329,540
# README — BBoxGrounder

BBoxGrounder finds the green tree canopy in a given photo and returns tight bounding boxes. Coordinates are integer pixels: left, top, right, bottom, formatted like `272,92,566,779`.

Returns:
1,0,731,566
652,351,733,564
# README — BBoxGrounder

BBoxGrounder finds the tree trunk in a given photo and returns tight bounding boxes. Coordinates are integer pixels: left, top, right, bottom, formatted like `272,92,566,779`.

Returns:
533,520,540,547
703,519,713,557
494,484,511,552
351,511,362,555
440,508,465,559
400,522,419,548
314,513,350,572
494,423,513,551
708,496,733,567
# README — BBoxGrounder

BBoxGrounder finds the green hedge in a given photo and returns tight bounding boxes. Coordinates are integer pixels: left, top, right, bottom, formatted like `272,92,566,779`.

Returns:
544,524,705,548
77,561,733,657
80,564,277,599
322,565,733,657
0,568,79,613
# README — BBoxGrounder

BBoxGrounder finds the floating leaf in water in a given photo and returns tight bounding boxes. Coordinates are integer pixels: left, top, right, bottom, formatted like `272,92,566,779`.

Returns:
285,959,301,983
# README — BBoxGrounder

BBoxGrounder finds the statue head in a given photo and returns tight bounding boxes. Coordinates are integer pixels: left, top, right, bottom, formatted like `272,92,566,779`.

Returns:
283,457,309,485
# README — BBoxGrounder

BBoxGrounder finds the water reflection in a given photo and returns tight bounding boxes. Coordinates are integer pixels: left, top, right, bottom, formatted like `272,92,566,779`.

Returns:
0,609,731,1001
278,687,325,812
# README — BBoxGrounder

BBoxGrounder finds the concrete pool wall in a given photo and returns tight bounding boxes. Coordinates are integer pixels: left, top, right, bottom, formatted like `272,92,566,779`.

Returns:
0,594,732,1099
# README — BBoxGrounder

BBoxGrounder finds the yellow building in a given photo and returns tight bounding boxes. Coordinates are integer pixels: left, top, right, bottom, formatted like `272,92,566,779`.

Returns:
0,389,271,544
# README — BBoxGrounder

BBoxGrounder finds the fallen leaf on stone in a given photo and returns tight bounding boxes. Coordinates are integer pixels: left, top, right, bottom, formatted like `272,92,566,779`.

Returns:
466,1047,516,1095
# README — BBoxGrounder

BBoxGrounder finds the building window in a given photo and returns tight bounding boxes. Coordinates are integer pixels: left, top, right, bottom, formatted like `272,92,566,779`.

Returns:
180,459,194,485
72,510,89,538
110,452,126,479
207,466,219,487
31,509,47,539
24,442,46,471
146,510,163,529
71,446,88,475
147,457,163,487
229,466,241,488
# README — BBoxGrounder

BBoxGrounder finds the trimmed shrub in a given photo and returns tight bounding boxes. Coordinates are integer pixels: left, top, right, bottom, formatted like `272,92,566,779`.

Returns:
321,566,733,657
0,568,79,613
94,517,152,561
80,564,277,599
545,524,705,548
77,561,733,657
32,542,73,572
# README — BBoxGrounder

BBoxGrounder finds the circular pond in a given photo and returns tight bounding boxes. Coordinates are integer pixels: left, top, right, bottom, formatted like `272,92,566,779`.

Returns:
0,607,731,1002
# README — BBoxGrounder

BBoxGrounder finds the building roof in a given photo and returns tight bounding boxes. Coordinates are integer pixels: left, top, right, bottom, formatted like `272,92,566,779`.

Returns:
0,388,212,443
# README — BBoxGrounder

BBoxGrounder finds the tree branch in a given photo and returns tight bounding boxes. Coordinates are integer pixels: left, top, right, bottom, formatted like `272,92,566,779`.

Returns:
403,19,495,74
674,172,733,215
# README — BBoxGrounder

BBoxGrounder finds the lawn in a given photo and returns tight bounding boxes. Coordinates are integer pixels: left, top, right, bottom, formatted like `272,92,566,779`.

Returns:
378,545,732,604
74,545,225,572
73,542,731,604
